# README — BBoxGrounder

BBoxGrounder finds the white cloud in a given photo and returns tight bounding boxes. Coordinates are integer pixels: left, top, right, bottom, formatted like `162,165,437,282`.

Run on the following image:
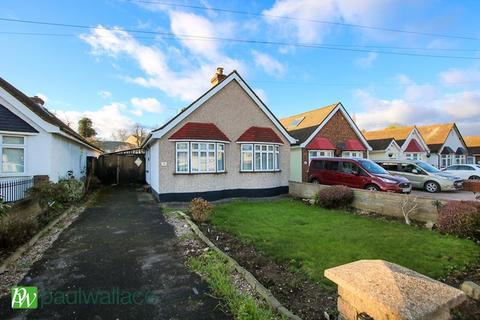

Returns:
254,88,268,103
354,76,480,136
439,66,480,86
81,23,245,102
355,52,378,69
251,50,286,77
130,97,165,116
263,0,399,43
98,90,112,99
53,102,135,139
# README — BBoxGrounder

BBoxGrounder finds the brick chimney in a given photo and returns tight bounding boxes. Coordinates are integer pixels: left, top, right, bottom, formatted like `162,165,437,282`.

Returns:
30,96,45,106
210,67,226,86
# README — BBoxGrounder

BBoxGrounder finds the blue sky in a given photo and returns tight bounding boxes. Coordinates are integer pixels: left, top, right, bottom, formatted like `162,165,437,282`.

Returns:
1,0,480,139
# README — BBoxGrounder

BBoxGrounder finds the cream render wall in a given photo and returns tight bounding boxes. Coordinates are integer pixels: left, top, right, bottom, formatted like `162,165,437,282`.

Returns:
154,79,290,194
289,147,302,182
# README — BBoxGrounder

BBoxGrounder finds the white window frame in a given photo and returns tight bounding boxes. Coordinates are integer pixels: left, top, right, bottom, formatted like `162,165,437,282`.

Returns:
241,143,280,172
1,134,26,176
175,142,190,173
455,155,466,164
406,153,422,161
342,151,363,158
175,141,225,174
308,150,333,163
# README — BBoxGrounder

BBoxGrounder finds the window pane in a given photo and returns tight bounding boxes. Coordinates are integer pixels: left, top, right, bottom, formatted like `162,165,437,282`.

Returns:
275,153,279,170
3,136,24,145
255,145,261,151
268,153,274,170
218,144,224,151
242,152,253,171
191,151,199,172
2,148,24,173
177,142,188,150
177,151,188,172
200,151,207,171
208,144,215,151
267,145,274,151
261,153,267,170
191,143,199,150
208,151,215,171
255,152,261,170
217,152,224,171
242,144,253,151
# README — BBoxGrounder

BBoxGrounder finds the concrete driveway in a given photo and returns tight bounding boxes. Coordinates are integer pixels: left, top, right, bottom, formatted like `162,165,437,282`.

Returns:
0,187,229,320
411,190,477,201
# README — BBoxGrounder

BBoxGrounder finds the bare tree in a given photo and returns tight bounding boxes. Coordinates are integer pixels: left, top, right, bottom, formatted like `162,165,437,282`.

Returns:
113,128,129,141
401,195,418,225
130,123,148,147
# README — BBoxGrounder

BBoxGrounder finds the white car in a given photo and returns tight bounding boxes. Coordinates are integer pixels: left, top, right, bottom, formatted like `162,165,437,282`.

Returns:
442,164,480,180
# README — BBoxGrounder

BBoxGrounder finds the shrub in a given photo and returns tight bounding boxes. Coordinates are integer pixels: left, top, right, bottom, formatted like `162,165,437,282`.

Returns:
0,198,10,219
437,201,480,241
314,185,354,209
26,178,85,210
188,197,214,223
0,216,39,250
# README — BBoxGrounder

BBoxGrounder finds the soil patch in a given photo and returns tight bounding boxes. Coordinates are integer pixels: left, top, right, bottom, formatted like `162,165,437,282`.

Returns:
199,223,337,320
445,265,480,319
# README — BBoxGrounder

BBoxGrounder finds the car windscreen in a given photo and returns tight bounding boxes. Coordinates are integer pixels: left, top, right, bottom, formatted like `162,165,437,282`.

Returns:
415,161,440,173
358,159,389,175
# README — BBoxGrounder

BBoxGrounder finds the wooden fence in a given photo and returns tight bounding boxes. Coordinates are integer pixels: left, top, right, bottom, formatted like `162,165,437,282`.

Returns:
289,181,442,223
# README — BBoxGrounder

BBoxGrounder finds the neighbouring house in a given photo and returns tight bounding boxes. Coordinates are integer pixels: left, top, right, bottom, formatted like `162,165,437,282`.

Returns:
417,123,472,168
142,68,296,202
0,76,102,183
364,126,430,162
96,140,136,153
463,136,480,165
280,102,371,182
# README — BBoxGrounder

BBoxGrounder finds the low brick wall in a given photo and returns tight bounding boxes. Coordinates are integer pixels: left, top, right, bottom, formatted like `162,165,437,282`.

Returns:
289,181,442,223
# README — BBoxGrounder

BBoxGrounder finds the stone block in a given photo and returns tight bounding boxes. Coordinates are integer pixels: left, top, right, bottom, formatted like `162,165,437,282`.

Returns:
460,281,480,300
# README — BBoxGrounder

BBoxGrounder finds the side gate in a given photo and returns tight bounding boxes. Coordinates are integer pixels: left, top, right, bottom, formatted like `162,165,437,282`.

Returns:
95,148,146,185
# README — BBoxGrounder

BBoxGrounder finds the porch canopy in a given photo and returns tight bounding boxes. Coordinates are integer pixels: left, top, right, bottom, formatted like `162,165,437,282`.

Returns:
338,138,367,151
169,122,230,142
306,136,335,150
404,139,424,152
441,146,455,155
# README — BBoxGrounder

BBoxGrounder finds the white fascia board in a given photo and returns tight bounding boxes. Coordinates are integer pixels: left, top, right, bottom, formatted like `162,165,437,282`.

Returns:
0,130,38,136
299,103,372,151
151,73,297,144
0,87,59,133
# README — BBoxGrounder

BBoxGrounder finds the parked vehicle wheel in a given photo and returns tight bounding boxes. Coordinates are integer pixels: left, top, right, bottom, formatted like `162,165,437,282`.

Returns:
365,184,380,192
469,175,480,180
424,181,440,193
311,179,320,184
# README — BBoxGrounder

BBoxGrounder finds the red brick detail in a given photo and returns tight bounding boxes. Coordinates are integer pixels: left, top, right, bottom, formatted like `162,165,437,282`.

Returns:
237,126,283,144
301,110,367,182
404,139,424,152
169,122,230,141
306,136,336,150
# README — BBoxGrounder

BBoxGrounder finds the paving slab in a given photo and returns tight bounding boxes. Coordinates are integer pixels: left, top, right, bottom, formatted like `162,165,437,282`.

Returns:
0,186,230,320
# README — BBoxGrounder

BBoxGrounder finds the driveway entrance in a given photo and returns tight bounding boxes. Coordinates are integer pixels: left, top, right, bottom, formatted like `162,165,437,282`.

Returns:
0,187,229,319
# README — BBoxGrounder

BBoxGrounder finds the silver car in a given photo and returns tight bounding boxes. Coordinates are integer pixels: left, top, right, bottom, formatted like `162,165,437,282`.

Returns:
375,160,463,193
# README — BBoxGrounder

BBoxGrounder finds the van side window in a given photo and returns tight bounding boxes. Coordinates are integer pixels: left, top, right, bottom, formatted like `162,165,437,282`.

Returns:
400,164,419,173
339,162,360,175
311,160,324,169
324,161,339,171
381,163,399,171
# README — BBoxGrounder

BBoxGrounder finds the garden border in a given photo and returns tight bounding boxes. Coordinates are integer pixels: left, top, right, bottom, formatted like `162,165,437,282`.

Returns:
174,210,302,320
0,193,97,274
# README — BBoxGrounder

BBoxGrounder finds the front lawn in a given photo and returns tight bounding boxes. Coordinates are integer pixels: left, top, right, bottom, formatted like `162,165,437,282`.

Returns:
211,199,479,287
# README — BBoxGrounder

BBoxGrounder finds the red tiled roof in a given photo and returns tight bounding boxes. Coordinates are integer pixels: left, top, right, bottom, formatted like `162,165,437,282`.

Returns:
343,138,366,151
306,136,336,150
237,127,283,144
404,139,424,152
169,122,230,141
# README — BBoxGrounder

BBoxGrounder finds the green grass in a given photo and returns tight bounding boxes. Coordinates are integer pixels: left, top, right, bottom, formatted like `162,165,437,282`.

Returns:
188,251,278,320
211,199,480,287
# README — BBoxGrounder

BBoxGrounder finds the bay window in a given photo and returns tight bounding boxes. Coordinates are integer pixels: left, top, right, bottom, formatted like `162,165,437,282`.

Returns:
175,142,225,173
342,151,363,158
241,144,280,172
308,150,333,163
1,135,25,174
